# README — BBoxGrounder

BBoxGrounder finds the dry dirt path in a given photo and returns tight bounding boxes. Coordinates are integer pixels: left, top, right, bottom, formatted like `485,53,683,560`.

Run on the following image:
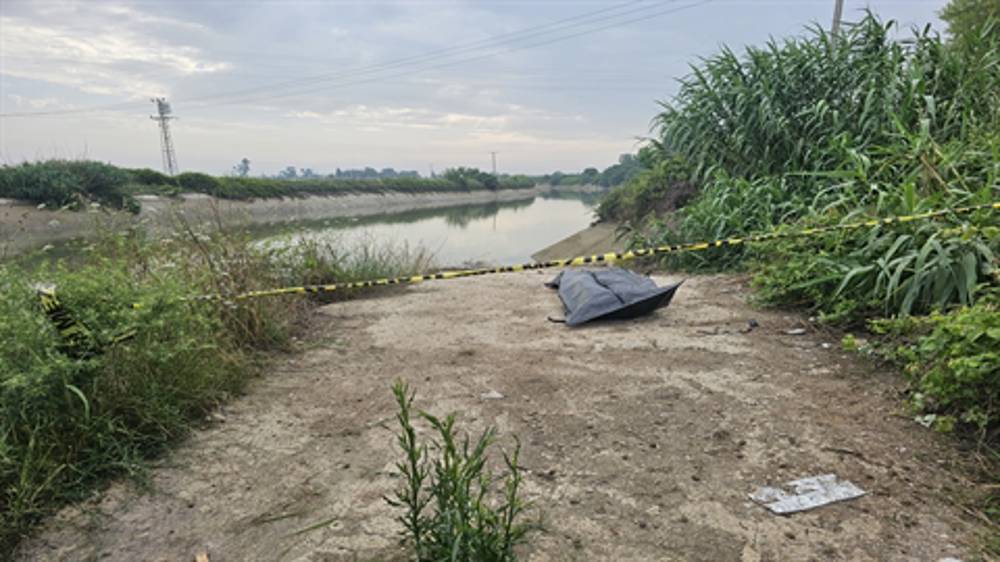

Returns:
17,273,986,561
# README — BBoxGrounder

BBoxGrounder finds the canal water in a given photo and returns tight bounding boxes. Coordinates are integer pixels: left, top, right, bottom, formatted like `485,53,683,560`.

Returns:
256,192,600,267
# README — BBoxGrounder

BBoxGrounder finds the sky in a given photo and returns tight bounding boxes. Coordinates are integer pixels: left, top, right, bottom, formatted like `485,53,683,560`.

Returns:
0,0,948,176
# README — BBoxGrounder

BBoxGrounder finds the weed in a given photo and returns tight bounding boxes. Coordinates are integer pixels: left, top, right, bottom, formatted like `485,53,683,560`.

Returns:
0,221,433,553
387,381,534,561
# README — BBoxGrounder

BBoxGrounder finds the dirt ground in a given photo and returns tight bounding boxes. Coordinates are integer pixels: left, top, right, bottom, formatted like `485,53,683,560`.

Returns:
16,272,990,561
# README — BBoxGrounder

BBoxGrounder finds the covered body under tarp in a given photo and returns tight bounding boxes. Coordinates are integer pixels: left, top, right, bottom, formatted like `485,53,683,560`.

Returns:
545,268,682,326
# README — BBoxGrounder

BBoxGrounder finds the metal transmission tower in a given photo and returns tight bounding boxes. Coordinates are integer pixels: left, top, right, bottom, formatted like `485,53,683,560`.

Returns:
490,151,498,175
150,97,179,175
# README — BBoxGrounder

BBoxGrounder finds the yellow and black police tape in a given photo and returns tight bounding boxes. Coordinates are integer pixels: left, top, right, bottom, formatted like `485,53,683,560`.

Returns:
37,285,136,358
225,200,1000,301
37,200,999,356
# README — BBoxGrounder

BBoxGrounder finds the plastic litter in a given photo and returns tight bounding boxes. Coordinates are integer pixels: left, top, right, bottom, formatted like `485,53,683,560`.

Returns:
749,473,865,514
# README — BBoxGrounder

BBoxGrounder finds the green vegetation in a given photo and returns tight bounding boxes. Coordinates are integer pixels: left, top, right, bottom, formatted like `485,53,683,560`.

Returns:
388,381,533,561
602,13,1000,440
861,287,999,438
542,152,648,188
596,152,695,222
941,0,1000,45
0,160,141,213
0,226,432,553
443,167,506,190
0,161,536,211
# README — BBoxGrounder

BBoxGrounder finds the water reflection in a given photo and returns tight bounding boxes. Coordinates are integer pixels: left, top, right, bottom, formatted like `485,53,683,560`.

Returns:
258,193,597,266
13,192,601,270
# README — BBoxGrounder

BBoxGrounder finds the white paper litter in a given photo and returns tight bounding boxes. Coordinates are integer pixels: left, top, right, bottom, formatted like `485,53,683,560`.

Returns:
749,474,865,514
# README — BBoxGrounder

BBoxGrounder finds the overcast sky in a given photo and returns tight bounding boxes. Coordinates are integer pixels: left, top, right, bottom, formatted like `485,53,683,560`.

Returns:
0,0,946,175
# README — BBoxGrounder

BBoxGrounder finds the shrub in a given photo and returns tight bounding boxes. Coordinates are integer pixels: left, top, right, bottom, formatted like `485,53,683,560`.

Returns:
596,155,696,222
387,381,534,561
0,160,137,211
867,290,999,439
127,168,173,186
175,172,222,195
0,225,434,552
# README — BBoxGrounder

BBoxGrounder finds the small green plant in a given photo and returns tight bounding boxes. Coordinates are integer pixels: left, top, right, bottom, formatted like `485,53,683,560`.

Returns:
387,381,534,561
868,291,999,440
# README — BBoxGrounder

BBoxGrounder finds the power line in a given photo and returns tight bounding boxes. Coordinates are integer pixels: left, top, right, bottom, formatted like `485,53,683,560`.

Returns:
178,0,664,105
0,100,147,118
181,0,712,112
1,0,652,118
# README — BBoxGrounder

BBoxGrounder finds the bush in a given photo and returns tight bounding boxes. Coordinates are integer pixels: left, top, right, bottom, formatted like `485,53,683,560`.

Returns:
0,160,138,212
596,155,695,222
175,172,222,195
0,225,434,552
388,381,534,561
127,168,173,186
867,290,999,438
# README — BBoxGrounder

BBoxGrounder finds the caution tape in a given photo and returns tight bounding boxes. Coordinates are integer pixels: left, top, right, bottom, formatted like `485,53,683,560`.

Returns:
223,201,1000,301
37,285,97,358
37,285,136,358
35,201,999,353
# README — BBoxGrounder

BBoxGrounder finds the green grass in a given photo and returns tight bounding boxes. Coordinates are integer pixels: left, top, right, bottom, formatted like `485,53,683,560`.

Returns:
0,224,433,554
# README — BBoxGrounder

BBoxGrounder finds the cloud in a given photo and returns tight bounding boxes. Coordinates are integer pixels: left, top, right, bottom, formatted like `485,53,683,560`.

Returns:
0,11,228,98
93,4,210,32
6,94,63,110
286,104,512,131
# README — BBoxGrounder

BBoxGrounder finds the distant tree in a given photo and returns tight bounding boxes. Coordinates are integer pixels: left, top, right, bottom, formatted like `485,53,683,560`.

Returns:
940,0,1000,44
232,157,251,177
300,168,317,179
598,154,644,187
443,167,496,190
581,167,600,184
278,166,298,179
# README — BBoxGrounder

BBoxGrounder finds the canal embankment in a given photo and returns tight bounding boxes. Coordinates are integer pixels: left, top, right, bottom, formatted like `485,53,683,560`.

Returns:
1,187,543,256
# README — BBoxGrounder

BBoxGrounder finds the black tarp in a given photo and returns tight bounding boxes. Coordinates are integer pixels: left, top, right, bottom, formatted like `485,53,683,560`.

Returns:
545,268,682,326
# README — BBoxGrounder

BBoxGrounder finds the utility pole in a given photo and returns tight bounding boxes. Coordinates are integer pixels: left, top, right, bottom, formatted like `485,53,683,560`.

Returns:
831,0,844,40
490,151,498,175
150,97,178,175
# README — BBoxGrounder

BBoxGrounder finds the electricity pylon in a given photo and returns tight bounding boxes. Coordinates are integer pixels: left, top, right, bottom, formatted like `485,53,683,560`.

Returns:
150,97,178,175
